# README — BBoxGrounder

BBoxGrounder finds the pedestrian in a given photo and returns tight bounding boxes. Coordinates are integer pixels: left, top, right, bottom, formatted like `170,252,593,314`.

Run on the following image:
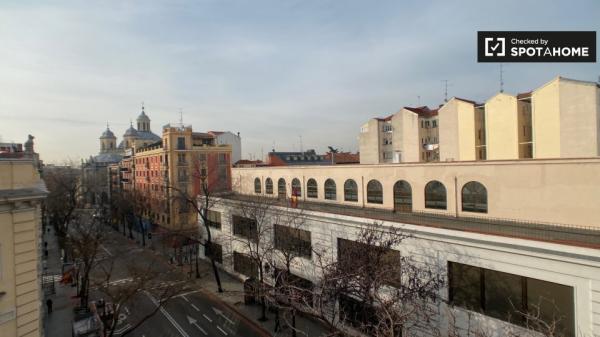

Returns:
46,298,53,314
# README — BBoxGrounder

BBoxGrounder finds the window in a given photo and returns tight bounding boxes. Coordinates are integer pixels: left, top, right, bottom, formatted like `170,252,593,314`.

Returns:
291,178,301,197
432,120,437,128
274,224,312,258
449,262,574,337
218,153,227,164
393,180,412,212
178,153,186,164
232,215,258,241
278,178,286,198
324,179,336,200
177,137,186,150
254,178,261,194
233,252,258,279
424,180,446,209
344,179,358,202
265,178,273,194
206,210,221,229
338,238,401,287
307,179,318,198
366,180,383,204
206,242,223,264
382,124,393,132
462,181,487,213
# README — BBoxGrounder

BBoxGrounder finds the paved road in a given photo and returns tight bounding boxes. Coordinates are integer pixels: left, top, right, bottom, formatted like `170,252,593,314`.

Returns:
93,230,267,337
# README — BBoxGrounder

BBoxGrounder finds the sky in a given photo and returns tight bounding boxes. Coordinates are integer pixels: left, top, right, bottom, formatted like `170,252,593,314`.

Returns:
1,1,599,164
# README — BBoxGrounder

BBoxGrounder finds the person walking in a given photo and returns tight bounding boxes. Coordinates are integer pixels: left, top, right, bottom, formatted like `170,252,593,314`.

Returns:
46,298,53,314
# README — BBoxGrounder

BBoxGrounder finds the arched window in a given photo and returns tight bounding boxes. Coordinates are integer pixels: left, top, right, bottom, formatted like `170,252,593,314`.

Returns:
278,178,286,198
393,180,412,212
324,179,336,200
462,181,487,213
367,180,383,204
344,179,358,202
307,179,318,198
254,178,261,194
265,178,273,194
425,181,446,210
291,178,301,197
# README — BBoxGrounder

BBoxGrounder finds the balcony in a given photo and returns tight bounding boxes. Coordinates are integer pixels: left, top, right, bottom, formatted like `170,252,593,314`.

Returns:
220,193,600,249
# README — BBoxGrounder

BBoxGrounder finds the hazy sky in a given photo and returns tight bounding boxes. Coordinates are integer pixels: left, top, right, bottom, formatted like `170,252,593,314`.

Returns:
1,1,599,164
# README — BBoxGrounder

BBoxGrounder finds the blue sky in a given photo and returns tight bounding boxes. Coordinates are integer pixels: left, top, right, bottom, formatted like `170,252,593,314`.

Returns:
1,1,599,163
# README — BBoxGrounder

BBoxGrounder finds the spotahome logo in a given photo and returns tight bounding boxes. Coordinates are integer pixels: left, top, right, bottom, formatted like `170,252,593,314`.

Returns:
478,31,596,62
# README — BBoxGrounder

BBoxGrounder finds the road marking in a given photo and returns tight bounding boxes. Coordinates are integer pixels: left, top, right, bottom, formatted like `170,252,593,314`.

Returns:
175,290,201,298
217,326,228,335
212,307,235,325
191,304,200,311
114,323,132,335
101,245,113,256
145,292,190,337
186,315,208,336
202,314,212,322
181,295,189,303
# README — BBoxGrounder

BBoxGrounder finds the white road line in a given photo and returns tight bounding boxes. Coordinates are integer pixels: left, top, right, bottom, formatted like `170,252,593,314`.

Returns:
101,245,113,256
181,295,189,303
202,314,212,322
191,304,200,312
145,292,190,337
175,290,201,298
217,326,228,335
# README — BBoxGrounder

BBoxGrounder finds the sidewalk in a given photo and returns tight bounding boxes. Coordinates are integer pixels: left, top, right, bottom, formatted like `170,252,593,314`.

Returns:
42,226,79,337
125,227,331,337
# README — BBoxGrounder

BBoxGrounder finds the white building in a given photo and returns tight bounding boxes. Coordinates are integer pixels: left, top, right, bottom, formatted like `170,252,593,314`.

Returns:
198,159,600,337
209,131,242,164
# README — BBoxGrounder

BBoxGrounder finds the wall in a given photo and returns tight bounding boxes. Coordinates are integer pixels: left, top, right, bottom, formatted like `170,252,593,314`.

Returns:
215,132,242,164
358,119,381,164
439,99,477,162
485,93,519,160
231,158,600,228
558,78,599,158
399,109,420,162
205,198,600,337
0,159,45,337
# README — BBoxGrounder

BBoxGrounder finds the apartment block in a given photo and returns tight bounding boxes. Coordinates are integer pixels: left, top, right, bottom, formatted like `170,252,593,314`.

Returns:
198,160,600,337
121,124,232,231
438,76,599,162
0,156,46,337
359,106,436,164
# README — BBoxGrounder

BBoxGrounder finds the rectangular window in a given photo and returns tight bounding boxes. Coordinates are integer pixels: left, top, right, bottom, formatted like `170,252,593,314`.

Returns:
274,224,312,259
218,153,227,164
177,137,186,150
449,262,574,337
338,238,401,287
232,215,258,241
432,120,437,128
233,251,258,279
206,210,221,229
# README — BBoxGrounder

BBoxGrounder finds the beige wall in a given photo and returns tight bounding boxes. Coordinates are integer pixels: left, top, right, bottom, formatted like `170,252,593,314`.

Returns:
558,78,599,158
485,93,519,160
0,160,45,337
439,98,476,161
358,119,381,164
532,80,561,158
392,109,420,163
232,158,600,228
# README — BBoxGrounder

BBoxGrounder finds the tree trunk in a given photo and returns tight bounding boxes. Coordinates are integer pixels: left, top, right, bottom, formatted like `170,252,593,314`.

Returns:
210,258,223,292
258,266,267,321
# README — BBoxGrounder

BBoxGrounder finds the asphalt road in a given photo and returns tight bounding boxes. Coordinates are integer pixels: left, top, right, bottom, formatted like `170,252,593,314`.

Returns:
92,229,268,337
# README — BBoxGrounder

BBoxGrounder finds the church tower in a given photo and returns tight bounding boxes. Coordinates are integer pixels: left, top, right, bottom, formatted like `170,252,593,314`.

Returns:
137,103,151,132
99,124,116,153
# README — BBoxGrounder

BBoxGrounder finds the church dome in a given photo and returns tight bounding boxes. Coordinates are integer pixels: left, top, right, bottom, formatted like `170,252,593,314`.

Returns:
123,125,138,137
100,127,115,139
137,106,150,122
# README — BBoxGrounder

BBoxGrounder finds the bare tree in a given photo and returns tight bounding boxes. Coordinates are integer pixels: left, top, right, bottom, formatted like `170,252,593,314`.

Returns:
92,257,185,337
43,164,80,239
310,222,445,337
68,209,107,307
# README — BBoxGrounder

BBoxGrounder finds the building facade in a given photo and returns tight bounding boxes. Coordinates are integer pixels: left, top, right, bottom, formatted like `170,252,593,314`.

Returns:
439,77,600,162
0,146,46,337
209,131,242,164
198,160,600,337
359,106,438,164
122,124,233,231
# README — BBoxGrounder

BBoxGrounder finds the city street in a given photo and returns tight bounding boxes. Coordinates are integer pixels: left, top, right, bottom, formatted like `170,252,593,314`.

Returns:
91,229,270,337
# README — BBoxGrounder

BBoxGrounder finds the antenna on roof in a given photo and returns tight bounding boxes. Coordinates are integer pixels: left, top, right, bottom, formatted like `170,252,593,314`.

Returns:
500,64,505,93
442,80,449,102
179,108,183,125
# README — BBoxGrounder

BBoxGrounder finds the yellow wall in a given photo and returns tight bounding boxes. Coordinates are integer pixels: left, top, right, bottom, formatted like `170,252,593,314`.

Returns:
485,93,519,160
558,79,599,157
532,79,561,158
232,158,600,228
358,119,381,164
0,160,44,337
439,98,476,161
